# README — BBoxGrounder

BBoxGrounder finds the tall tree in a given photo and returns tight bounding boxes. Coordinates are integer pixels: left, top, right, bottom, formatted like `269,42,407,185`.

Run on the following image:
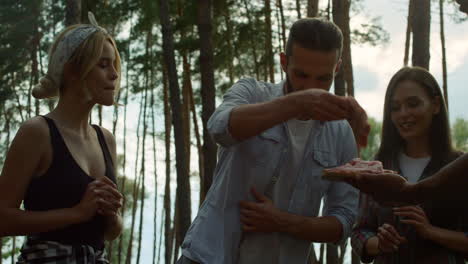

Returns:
162,65,174,264
404,0,414,66
265,0,275,83
440,0,449,109
332,0,346,96
341,0,354,96
136,48,151,263
411,0,431,69
125,92,145,264
197,0,217,201
158,0,192,248
65,0,81,26
277,0,287,50
243,0,261,80
308,0,320,17
296,0,302,18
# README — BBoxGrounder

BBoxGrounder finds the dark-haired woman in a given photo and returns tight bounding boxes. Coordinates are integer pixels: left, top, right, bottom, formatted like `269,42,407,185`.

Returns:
351,66,468,263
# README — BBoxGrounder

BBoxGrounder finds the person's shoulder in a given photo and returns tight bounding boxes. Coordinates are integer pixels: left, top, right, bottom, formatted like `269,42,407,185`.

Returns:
16,116,50,140
232,77,276,94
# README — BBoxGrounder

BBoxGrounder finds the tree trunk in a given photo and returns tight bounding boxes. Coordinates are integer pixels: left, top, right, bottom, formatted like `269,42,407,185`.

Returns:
159,0,192,248
308,0,319,17
117,34,131,264
338,243,347,264
265,0,275,83
173,198,181,263
243,0,261,79
157,208,165,264
223,0,235,86
125,92,145,264
30,1,42,118
151,86,159,264
275,3,284,80
182,52,192,180
163,65,174,264
296,0,302,18
440,0,449,109
403,0,414,66
10,238,15,264
65,0,81,26
177,0,192,196
197,0,218,201
342,0,354,96
98,105,102,126
326,244,339,264
307,244,319,263
189,78,205,205
332,0,346,96
136,68,150,264
319,243,324,263
411,0,431,69
277,0,287,51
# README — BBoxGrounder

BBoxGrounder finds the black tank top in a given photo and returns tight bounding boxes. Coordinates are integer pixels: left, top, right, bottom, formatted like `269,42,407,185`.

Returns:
23,116,116,249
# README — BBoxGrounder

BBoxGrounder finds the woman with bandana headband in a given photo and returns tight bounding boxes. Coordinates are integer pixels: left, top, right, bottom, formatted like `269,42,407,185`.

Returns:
0,13,123,263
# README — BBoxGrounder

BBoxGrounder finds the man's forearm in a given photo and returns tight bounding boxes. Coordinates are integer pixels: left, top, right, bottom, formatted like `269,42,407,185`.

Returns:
274,211,343,243
229,94,299,141
426,226,468,254
414,153,468,202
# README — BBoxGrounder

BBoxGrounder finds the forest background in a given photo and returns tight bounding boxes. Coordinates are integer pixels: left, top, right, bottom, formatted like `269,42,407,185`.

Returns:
0,0,467,263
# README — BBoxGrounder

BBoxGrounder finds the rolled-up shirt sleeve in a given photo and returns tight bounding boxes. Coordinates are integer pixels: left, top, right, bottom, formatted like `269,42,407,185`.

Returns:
207,78,258,147
350,193,379,263
323,121,359,244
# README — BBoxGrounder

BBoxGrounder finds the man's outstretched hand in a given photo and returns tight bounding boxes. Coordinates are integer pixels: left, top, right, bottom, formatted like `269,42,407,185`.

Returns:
343,172,416,206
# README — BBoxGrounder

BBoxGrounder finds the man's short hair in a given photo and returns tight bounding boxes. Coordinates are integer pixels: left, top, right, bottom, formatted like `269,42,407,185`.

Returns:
455,0,468,14
285,18,343,58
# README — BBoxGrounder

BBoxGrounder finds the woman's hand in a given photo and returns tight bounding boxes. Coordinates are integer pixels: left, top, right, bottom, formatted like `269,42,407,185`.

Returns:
376,223,407,253
344,172,412,206
72,181,102,222
94,177,123,217
394,205,434,239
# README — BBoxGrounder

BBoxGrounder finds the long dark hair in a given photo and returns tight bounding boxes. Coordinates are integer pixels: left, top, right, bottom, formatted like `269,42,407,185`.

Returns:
376,66,453,169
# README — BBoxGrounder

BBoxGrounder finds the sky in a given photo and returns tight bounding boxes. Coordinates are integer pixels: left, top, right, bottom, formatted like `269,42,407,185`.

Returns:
351,0,468,123
105,1,468,263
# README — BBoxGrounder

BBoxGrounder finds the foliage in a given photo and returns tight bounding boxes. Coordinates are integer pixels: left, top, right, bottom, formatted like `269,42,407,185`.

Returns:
452,118,468,152
360,117,382,161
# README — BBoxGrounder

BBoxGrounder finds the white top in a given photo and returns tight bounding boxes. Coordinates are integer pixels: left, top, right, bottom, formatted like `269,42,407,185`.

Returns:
238,119,314,264
398,152,431,183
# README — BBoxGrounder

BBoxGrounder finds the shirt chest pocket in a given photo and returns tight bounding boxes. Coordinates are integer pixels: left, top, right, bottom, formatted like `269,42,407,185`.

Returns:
240,127,283,166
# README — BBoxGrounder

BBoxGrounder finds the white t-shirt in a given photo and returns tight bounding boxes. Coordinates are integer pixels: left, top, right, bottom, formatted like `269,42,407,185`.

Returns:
398,152,431,183
238,119,314,264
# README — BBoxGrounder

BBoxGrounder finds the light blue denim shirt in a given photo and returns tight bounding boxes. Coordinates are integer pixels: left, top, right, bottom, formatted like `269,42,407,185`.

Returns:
181,78,359,264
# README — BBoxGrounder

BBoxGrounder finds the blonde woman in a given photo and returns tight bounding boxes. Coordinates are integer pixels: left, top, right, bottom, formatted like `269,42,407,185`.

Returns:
0,13,123,263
